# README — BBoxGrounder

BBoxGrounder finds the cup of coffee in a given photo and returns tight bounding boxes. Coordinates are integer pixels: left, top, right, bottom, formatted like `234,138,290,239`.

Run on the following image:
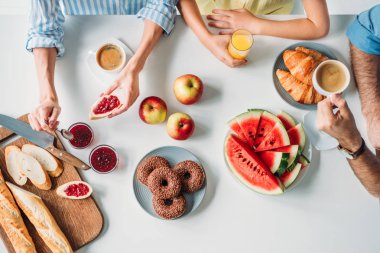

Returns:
312,60,350,96
96,43,126,72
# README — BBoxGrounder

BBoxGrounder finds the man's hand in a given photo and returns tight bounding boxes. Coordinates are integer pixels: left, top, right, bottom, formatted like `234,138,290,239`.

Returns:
205,34,247,67
207,9,259,34
317,94,362,151
101,68,139,118
29,99,61,131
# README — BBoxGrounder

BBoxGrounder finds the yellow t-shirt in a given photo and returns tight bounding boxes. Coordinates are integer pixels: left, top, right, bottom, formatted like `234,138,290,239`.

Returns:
196,0,294,15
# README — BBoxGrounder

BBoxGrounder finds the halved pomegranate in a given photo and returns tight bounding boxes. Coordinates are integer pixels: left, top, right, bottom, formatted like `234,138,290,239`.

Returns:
56,181,93,200
89,94,125,120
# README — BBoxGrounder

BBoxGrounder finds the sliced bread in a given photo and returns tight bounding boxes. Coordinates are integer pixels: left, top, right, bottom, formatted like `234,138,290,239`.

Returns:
16,152,51,190
5,146,27,186
22,144,63,177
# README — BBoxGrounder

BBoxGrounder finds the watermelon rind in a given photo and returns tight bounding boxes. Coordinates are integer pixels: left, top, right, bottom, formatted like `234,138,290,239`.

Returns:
280,163,302,188
224,134,284,195
236,110,262,147
255,122,290,152
299,155,310,169
258,151,289,174
274,145,300,176
288,123,306,152
277,111,298,130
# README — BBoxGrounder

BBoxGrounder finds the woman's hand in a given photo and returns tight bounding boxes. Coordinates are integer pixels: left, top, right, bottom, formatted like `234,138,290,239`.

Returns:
29,98,61,131
101,67,140,118
203,34,247,67
207,9,259,34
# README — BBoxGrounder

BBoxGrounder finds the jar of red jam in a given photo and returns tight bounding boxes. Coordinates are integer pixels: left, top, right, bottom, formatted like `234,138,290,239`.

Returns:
89,145,118,174
68,122,94,149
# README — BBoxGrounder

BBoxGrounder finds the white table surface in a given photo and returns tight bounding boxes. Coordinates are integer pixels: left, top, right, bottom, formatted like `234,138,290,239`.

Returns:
0,15,379,253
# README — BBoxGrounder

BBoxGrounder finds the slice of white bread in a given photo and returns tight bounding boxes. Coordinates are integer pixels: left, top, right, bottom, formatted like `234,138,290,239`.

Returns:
5,146,27,186
16,152,52,191
6,182,73,253
0,170,37,253
22,144,63,177
56,181,93,200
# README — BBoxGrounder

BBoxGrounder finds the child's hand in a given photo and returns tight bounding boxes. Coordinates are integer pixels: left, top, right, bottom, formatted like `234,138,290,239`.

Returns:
207,9,259,34
204,34,247,68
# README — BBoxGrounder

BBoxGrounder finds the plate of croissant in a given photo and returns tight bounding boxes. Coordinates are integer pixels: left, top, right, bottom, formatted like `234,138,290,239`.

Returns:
273,42,337,110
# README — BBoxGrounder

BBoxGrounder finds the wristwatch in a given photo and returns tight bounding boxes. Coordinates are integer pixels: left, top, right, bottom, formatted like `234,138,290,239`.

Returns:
337,138,366,160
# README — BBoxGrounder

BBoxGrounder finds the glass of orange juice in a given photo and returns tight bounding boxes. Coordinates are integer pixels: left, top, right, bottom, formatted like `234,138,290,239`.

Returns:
228,29,254,60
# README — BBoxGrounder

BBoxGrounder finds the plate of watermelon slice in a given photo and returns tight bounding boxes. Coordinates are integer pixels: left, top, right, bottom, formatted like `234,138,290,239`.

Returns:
224,109,311,195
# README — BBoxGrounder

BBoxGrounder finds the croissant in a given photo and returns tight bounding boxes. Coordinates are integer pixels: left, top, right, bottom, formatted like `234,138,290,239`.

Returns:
313,90,326,104
303,85,315,104
283,50,317,86
295,46,329,64
276,69,309,103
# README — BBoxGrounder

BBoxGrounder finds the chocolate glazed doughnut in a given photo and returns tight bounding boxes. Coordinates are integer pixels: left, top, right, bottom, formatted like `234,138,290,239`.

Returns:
147,167,181,199
173,160,205,193
137,156,170,186
153,195,186,219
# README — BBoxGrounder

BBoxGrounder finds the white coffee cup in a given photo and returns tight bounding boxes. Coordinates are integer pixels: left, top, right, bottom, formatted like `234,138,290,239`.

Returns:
312,60,350,96
95,43,126,73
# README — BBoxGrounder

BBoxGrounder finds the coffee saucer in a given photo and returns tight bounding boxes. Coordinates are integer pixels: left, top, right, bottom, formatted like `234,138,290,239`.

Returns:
86,38,133,85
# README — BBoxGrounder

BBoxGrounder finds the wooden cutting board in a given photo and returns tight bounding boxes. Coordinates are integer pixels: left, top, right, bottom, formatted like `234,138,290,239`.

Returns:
0,115,104,253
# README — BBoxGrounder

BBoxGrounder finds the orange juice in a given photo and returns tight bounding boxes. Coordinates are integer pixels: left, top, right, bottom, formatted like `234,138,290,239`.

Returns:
228,30,254,60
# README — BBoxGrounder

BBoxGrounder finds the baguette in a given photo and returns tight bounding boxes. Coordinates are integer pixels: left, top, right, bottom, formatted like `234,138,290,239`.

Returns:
16,151,52,190
6,182,73,253
22,144,63,177
0,170,37,253
5,146,27,186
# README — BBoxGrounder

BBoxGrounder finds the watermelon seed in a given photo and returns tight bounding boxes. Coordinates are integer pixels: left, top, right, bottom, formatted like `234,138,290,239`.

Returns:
242,158,247,162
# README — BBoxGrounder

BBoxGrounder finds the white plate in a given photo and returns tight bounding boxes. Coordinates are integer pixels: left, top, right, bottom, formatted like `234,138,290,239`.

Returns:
133,146,207,220
86,38,134,85
224,111,312,194
303,110,338,151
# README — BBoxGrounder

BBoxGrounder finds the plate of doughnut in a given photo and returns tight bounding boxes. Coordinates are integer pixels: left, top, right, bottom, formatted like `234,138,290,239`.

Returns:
133,146,207,220
273,42,337,110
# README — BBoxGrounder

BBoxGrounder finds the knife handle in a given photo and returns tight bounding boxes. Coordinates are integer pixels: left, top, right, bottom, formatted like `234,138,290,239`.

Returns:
376,149,380,158
47,144,91,170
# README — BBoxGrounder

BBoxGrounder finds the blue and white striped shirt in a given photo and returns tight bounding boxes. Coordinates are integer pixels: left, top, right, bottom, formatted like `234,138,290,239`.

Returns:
27,0,178,57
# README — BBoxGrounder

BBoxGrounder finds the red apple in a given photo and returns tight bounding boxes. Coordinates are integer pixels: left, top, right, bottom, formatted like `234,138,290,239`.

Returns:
139,96,167,124
167,112,195,140
173,74,203,105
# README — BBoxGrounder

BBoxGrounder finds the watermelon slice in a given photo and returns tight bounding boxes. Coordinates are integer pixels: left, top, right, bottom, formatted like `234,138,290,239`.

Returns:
228,118,248,143
253,111,282,148
288,123,306,151
299,155,310,169
255,122,290,152
257,151,289,174
236,110,262,147
274,145,300,175
279,163,302,188
224,134,284,195
277,111,297,130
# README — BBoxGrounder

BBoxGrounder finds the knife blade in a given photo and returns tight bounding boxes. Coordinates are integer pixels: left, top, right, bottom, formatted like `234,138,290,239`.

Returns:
0,114,90,170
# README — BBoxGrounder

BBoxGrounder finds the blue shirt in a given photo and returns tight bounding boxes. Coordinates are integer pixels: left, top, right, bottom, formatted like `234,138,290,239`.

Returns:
27,0,178,57
346,4,380,55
